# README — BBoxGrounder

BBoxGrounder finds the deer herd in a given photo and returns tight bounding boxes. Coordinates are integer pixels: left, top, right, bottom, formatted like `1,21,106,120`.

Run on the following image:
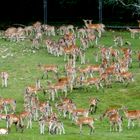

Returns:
0,19,140,135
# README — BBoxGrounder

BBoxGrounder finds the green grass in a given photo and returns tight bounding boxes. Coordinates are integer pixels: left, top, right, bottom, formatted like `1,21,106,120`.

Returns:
0,30,140,140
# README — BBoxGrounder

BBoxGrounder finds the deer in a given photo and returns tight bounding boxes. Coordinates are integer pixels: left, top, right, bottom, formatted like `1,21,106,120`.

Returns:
19,110,33,129
39,113,65,135
38,64,58,79
74,116,95,135
6,114,24,133
71,108,89,121
100,108,123,132
82,77,103,91
127,27,140,39
25,79,42,100
89,98,100,114
121,106,140,129
117,71,134,86
83,19,105,38
0,97,16,114
48,119,65,135
1,72,9,87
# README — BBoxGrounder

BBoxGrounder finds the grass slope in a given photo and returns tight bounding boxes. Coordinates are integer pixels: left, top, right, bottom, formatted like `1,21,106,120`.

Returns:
0,30,140,140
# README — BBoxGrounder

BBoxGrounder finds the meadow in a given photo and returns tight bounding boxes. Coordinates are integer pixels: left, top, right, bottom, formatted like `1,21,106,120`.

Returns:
0,28,140,140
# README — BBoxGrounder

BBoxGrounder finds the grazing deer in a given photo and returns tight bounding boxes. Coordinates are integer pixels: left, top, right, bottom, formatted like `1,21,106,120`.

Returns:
75,116,95,135
117,71,134,86
38,64,58,79
121,106,140,129
1,72,9,87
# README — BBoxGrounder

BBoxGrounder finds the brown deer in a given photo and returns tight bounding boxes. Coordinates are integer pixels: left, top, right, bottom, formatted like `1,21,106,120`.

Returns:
89,98,100,114
0,97,16,114
38,64,58,79
75,116,95,135
6,114,24,133
83,19,105,38
127,27,140,39
121,106,140,129
100,108,123,132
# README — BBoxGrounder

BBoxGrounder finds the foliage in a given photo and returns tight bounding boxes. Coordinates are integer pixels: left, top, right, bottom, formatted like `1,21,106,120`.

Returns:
104,0,140,16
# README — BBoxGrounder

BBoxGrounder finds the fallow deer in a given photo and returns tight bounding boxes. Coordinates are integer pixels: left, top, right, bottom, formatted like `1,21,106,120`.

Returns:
121,106,140,129
127,27,140,39
100,108,122,132
75,116,95,135
6,114,24,133
89,98,100,114
38,64,58,79
83,19,105,38
0,97,16,114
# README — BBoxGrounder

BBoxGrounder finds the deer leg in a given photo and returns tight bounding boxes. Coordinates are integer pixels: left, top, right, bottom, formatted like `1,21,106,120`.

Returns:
119,122,122,132
128,119,131,129
94,105,97,113
89,124,94,135
79,124,82,135
132,120,135,128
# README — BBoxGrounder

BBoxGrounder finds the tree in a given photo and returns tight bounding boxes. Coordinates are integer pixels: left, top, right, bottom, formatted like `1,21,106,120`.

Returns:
104,0,140,17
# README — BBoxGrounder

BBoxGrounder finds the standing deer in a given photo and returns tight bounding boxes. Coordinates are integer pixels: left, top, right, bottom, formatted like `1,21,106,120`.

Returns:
75,116,95,135
100,108,123,132
121,106,140,129
89,98,100,114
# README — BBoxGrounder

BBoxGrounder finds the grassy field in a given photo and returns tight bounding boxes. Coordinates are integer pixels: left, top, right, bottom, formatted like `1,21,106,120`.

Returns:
0,29,140,140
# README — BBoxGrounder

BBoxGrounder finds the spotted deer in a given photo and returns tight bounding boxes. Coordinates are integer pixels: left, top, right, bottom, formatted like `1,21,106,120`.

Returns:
71,108,89,121
100,108,123,132
25,79,42,100
75,116,95,135
83,19,105,38
89,98,100,114
38,64,58,79
0,97,16,114
6,114,24,133
121,106,140,129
